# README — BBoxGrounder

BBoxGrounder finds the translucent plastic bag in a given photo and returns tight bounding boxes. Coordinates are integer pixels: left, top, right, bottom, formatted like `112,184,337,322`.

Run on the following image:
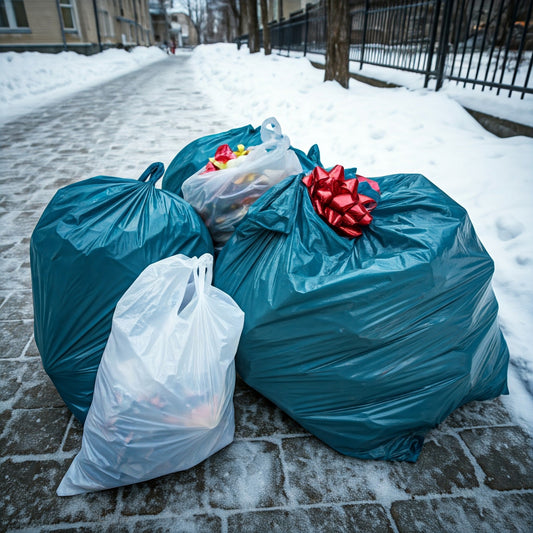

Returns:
57,254,244,496
181,117,302,249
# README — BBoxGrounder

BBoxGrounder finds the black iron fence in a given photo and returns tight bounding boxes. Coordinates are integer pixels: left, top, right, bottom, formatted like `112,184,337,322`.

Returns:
237,0,533,99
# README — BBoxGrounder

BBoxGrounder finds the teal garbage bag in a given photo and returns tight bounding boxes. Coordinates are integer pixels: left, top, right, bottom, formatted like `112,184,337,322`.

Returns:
30,163,214,423
214,171,509,461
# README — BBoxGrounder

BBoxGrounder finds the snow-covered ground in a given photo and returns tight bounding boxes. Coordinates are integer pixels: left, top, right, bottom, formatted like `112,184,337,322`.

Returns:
0,43,531,433
306,51,533,127
0,46,168,124
193,44,533,433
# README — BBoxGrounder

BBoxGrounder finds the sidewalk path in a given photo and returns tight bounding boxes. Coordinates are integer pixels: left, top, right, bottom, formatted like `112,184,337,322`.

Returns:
1,54,532,533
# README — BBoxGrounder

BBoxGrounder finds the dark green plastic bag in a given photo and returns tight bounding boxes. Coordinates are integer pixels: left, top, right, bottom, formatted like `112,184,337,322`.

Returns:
214,172,509,461
30,163,214,423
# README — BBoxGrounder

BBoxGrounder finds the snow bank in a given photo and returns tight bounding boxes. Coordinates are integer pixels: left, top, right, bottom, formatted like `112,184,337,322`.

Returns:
0,46,167,124
193,43,533,433
307,51,533,128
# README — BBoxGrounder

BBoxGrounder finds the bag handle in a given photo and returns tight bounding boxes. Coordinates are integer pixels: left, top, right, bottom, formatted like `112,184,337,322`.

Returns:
138,162,165,184
260,117,290,151
192,254,213,296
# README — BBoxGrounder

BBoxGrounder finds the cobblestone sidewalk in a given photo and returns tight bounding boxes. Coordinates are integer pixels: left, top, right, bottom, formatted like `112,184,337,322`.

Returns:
1,54,532,533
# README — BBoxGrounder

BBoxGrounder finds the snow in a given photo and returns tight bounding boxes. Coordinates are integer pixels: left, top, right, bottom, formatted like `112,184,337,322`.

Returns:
0,46,167,125
0,43,531,433
306,51,533,128
192,44,533,433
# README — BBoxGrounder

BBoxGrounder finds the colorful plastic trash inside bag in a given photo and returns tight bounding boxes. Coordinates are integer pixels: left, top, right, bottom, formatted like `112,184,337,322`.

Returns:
181,117,302,249
161,119,320,197
214,169,510,462
30,163,214,424
57,254,244,495
162,123,263,196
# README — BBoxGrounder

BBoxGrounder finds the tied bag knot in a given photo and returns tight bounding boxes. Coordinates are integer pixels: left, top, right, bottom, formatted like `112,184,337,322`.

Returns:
302,165,380,238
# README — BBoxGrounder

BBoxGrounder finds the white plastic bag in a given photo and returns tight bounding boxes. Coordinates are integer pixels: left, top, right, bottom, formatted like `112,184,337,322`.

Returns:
57,253,244,496
181,117,302,249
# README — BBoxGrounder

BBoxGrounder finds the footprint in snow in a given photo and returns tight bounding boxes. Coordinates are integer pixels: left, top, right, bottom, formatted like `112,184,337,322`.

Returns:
515,255,531,266
496,216,524,241
370,129,386,140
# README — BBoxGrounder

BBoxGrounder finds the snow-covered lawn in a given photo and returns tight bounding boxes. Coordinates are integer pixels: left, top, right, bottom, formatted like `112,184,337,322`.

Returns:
0,43,531,433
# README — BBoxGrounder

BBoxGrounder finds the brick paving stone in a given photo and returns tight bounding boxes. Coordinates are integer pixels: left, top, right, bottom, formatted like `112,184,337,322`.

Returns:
228,504,395,533
234,377,306,438
131,514,222,533
460,426,533,490
0,408,11,434
10,264,32,290
62,417,83,453
12,360,65,409
0,241,28,274
120,465,206,517
391,493,533,533
0,292,33,321
0,360,24,401
38,527,129,533
388,434,479,495
205,440,289,510
24,335,40,358
440,398,514,429
0,459,117,529
281,436,380,504
0,407,70,454
0,320,33,358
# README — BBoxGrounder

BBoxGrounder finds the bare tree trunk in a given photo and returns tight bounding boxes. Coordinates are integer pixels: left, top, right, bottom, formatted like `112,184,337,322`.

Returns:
248,0,260,53
227,0,239,41
224,7,231,42
240,0,249,36
498,0,518,46
260,0,271,55
324,0,350,88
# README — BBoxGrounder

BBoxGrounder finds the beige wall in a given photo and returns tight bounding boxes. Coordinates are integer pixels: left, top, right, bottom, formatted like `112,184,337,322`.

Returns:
268,0,308,22
169,12,198,47
0,0,153,51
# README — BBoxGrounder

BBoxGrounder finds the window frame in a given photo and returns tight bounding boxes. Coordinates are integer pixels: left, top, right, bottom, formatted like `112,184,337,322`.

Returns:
0,0,30,33
59,0,78,34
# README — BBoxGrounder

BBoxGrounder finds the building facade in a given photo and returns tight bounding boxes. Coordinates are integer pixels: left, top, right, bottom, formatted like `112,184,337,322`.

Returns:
168,11,198,47
0,0,153,54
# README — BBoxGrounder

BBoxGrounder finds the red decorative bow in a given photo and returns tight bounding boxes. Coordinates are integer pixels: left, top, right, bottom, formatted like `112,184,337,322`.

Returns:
302,165,380,239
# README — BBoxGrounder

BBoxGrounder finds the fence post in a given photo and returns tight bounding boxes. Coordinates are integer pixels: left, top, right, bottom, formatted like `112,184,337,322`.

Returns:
435,0,454,90
288,20,291,56
304,3,310,56
425,0,442,88
360,0,370,70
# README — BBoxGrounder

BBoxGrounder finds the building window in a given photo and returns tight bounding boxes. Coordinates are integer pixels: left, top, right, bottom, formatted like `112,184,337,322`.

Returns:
98,9,114,38
59,0,76,31
0,0,29,29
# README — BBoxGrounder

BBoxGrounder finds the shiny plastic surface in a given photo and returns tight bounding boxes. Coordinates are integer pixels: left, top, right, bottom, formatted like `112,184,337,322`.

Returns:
30,163,214,423
57,254,244,495
181,118,302,249
214,172,510,461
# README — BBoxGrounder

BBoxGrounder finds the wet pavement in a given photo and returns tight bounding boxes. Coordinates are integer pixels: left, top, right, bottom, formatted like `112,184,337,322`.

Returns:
1,53,532,532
